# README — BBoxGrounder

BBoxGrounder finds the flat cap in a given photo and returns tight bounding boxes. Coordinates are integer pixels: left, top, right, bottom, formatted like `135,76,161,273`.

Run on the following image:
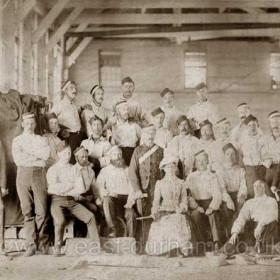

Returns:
222,143,237,154
45,112,57,121
268,111,280,120
22,112,35,121
90,85,103,96
160,88,174,97
121,77,134,85
237,103,248,109
199,119,212,128
61,80,75,92
176,115,189,126
195,82,207,91
89,115,104,125
194,149,207,158
217,117,229,127
74,146,88,156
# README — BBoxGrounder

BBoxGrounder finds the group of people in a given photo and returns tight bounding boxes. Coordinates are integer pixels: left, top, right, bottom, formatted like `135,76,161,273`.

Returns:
2,76,280,259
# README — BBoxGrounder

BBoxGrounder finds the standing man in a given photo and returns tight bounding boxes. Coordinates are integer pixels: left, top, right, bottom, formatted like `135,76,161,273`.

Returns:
160,88,181,136
96,146,137,238
167,115,200,179
51,80,82,164
81,85,111,138
43,112,62,169
264,111,280,190
231,103,262,143
80,116,111,176
239,115,267,198
47,142,100,257
150,107,172,149
187,82,219,138
12,113,50,256
129,124,164,248
186,150,222,251
111,101,142,166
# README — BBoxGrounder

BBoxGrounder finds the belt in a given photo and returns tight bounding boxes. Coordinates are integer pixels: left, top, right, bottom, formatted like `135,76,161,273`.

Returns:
69,131,81,135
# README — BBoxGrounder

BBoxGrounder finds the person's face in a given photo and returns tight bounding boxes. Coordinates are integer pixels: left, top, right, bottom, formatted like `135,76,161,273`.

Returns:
22,118,36,134
247,120,258,134
122,82,134,96
196,87,208,102
48,118,59,134
153,113,165,128
162,92,174,108
76,150,89,167
91,120,103,135
270,117,280,138
143,131,156,147
200,124,213,140
219,122,230,139
58,147,71,165
117,104,129,121
224,148,237,165
253,182,265,198
110,149,123,161
163,163,176,176
65,83,77,100
196,154,208,171
178,120,189,135
238,106,250,122
93,88,104,104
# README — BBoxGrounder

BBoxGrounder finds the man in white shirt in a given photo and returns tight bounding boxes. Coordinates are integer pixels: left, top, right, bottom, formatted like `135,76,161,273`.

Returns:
51,80,82,163
222,180,278,256
239,115,267,198
81,85,111,137
167,115,200,179
12,113,50,257
217,143,247,238
150,107,172,149
80,115,111,176
186,150,222,251
96,146,137,238
111,100,142,166
43,112,62,169
47,142,100,257
187,82,219,138
160,88,181,136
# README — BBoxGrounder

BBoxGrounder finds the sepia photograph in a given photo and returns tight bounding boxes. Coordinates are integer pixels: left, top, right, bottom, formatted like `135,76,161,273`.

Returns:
0,0,280,279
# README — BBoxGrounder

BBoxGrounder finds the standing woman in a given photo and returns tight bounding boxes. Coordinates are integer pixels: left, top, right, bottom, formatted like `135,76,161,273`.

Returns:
145,156,193,258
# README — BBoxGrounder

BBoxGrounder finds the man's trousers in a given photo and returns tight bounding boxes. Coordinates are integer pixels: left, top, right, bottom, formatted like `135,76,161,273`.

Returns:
103,195,137,237
50,195,100,245
16,167,49,247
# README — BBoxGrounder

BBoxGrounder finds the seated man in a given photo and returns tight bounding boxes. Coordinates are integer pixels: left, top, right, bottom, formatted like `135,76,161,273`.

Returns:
217,143,247,238
73,147,102,214
96,146,137,238
222,180,278,256
186,150,222,251
80,115,111,176
47,141,100,256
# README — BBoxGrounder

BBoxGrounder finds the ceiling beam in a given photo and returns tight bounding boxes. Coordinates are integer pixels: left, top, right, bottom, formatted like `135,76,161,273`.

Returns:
68,37,92,67
74,13,280,25
66,22,89,52
32,0,71,44
43,6,84,56
68,0,280,9
32,1,46,17
15,0,37,26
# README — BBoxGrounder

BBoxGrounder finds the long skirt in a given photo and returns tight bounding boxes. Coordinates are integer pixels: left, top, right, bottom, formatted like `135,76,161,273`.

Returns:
145,212,192,256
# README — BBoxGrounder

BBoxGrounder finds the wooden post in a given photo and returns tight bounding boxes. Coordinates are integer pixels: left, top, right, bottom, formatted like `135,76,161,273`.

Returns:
0,0,3,91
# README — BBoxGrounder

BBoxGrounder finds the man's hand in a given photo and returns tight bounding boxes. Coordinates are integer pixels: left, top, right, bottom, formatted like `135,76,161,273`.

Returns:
205,207,213,215
197,206,205,214
271,186,277,194
226,199,235,211
109,192,118,198
229,233,238,244
1,188,8,197
237,194,246,205
95,198,102,206
254,225,264,240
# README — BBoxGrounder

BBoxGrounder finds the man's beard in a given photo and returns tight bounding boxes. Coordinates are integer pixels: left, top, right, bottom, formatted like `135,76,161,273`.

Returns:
111,158,125,168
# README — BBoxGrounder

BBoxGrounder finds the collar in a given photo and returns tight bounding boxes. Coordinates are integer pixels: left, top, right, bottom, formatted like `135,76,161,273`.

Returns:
161,105,175,112
117,119,128,126
90,134,101,142
64,94,74,104
75,162,88,170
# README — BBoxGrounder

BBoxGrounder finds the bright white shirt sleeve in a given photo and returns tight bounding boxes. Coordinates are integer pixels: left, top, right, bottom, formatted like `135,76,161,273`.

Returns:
151,181,161,214
231,201,251,234
258,198,278,227
96,169,109,198
99,141,112,167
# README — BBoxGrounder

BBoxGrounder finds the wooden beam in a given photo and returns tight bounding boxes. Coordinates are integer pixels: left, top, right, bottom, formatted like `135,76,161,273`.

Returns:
67,0,280,9
43,6,83,56
32,0,70,44
33,1,46,17
74,13,280,25
66,22,89,52
15,0,37,26
68,37,92,67
68,26,147,33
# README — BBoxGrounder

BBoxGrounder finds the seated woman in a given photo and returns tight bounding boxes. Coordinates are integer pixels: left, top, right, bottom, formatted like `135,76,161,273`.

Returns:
145,155,192,258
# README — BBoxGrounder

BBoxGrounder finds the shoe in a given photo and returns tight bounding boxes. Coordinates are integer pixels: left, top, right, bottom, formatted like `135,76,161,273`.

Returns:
39,244,49,255
25,243,36,257
108,227,117,238
53,244,61,257
177,250,186,258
